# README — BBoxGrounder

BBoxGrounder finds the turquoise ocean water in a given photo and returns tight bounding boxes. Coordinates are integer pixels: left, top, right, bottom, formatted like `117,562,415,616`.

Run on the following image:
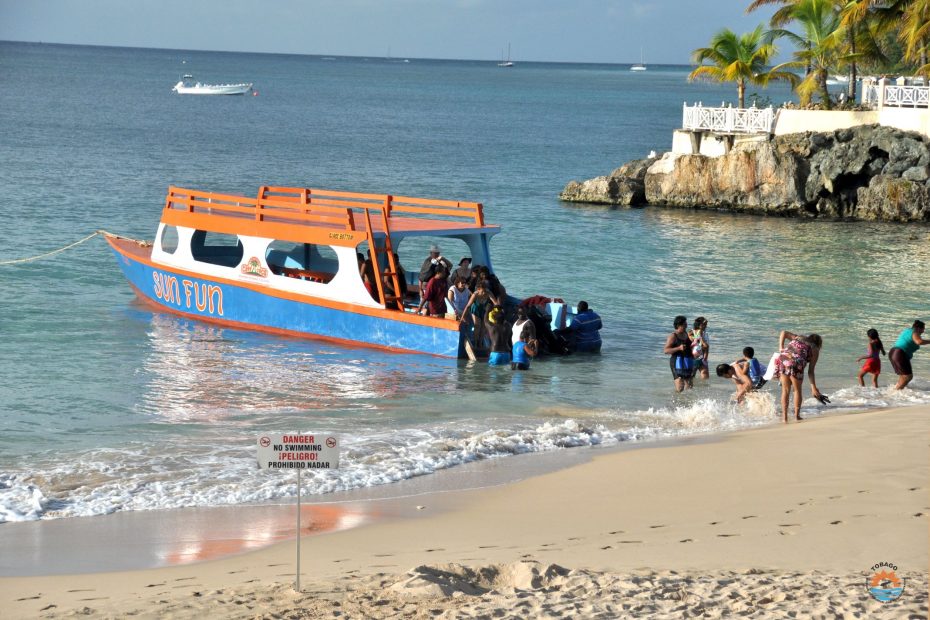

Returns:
1,42,929,526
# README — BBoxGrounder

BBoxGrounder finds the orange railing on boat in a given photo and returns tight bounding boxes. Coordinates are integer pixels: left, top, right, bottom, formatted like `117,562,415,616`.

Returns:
161,185,485,245
160,185,488,312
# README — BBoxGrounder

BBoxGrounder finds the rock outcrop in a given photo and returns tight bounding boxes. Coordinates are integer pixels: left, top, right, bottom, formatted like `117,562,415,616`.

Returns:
561,125,930,222
559,157,654,206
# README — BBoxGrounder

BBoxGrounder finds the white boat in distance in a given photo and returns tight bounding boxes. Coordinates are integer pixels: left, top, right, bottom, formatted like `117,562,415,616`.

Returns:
630,48,646,71
172,75,253,95
498,44,514,68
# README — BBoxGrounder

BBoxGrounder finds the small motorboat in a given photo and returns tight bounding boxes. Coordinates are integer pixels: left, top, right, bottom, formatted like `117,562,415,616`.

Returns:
172,75,252,95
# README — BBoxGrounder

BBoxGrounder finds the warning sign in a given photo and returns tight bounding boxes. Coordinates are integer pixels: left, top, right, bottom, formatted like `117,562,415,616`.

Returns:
256,434,340,470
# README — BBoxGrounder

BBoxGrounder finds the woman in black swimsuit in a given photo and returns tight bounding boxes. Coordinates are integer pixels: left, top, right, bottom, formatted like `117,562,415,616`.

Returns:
663,315,695,392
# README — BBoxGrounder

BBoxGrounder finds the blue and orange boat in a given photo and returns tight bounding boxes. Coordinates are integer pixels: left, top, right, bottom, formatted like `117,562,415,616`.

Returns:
104,185,575,358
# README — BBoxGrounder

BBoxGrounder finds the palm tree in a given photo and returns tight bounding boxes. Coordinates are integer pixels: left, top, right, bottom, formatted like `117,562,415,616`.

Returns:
768,0,844,108
689,25,797,108
899,0,930,73
750,0,875,100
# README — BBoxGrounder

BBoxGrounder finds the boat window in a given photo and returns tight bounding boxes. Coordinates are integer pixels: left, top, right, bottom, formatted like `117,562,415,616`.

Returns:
265,240,337,284
190,230,244,268
160,225,179,254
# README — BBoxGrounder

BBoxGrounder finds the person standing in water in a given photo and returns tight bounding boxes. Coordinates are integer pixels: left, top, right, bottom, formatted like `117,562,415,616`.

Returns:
856,328,886,388
771,330,825,423
888,320,930,390
664,315,694,392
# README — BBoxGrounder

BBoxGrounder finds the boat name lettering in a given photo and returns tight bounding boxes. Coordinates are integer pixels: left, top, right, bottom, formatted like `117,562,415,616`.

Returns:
328,233,353,240
152,272,224,316
240,256,268,278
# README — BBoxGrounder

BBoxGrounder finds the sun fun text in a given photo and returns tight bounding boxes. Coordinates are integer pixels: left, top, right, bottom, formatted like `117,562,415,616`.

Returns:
152,272,224,315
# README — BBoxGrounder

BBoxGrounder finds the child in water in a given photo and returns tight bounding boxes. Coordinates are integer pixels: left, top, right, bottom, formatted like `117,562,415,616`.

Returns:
740,347,767,390
857,328,886,387
511,324,538,371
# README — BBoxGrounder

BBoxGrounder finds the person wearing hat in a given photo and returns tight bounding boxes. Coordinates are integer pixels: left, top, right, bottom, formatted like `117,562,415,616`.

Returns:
418,244,453,298
452,257,472,283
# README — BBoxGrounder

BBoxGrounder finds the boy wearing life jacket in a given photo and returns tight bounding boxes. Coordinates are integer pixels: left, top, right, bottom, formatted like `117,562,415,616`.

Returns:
739,347,767,390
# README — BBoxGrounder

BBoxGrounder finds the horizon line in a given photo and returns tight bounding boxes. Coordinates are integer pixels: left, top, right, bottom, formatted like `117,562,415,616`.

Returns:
0,38,694,67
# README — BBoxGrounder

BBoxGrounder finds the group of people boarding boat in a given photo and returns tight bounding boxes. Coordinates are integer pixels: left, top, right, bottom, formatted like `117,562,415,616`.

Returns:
665,315,930,423
363,243,602,369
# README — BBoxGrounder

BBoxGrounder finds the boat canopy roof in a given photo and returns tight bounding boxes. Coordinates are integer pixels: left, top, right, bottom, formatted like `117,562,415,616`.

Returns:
160,185,500,247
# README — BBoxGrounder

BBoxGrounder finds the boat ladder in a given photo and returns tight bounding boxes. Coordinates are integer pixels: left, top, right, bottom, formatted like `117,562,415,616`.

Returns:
363,198,405,311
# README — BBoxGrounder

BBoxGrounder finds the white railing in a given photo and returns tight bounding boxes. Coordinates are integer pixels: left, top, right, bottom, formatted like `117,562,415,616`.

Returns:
682,103,775,134
861,78,930,108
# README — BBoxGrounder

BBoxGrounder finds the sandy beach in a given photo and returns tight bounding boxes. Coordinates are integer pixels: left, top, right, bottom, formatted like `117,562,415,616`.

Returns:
2,405,927,619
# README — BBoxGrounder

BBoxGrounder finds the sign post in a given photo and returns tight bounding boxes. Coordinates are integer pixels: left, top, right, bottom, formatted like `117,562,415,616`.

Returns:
257,433,340,593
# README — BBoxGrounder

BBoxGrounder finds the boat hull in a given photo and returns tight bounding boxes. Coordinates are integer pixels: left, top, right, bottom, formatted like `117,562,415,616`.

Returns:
107,238,463,358
173,83,253,95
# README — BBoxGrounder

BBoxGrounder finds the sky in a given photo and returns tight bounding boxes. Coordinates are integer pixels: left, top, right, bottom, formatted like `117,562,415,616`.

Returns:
0,0,781,65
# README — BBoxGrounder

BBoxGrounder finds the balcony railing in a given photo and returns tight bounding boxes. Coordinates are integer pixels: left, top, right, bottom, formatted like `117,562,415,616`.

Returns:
682,103,775,134
861,78,930,108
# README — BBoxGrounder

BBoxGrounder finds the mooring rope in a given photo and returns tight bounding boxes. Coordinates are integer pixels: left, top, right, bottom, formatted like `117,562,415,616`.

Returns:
0,231,101,266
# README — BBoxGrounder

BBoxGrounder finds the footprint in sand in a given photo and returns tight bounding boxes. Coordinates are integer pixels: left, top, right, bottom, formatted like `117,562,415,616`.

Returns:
373,554,393,557
568,537,582,541
829,520,843,525
908,487,919,491
266,563,287,567
679,539,693,543
424,548,445,552
145,583,165,588
649,524,667,529
619,540,642,544
174,577,196,582
709,521,721,525
717,534,739,538
741,515,757,520
914,513,926,518
15,596,40,601
828,495,842,500
478,545,498,549
39,605,56,611
778,523,800,527
608,530,624,535
67,589,95,593
600,545,613,550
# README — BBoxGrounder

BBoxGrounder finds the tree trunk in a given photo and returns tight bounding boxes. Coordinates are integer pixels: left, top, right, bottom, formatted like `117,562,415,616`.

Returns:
738,79,745,109
847,25,857,102
819,70,832,110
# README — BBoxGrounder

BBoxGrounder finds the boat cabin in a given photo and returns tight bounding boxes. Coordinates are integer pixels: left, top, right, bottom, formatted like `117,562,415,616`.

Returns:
151,185,501,313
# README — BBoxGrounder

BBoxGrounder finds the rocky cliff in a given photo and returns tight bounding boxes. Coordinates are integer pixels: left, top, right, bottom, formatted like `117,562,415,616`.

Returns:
559,125,930,222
